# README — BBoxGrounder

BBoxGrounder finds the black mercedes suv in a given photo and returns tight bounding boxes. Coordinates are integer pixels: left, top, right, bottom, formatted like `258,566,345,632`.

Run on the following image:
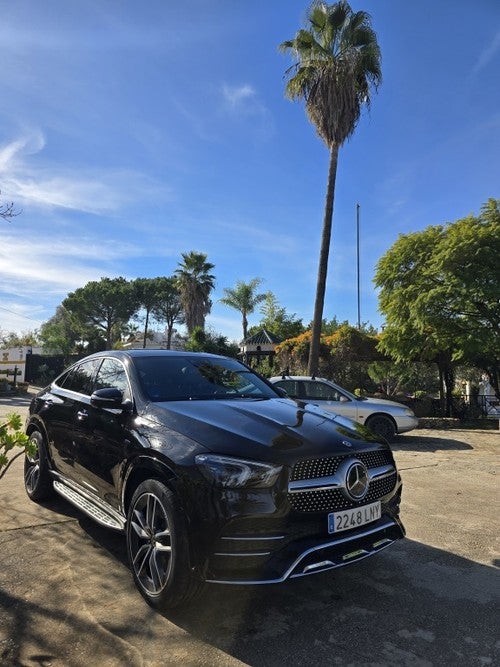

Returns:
24,350,405,608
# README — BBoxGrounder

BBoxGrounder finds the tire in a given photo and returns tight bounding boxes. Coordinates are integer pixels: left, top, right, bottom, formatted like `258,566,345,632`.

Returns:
24,430,54,501
126,479,202,609
365,415,396,442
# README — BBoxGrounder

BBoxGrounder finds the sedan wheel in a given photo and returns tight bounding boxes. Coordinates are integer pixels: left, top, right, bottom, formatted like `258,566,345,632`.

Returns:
126,479,202,609
365,415,396,442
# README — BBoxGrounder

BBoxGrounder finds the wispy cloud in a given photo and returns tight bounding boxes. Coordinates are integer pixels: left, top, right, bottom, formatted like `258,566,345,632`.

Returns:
221,83,268,117
0,130,45,170
222,84,257,108
220,83,275,140
472,29,500,73
0,131,169,214
0,234,141,295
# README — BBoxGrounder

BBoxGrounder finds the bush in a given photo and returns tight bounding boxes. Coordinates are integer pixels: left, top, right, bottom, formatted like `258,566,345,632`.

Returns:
0,413,35,481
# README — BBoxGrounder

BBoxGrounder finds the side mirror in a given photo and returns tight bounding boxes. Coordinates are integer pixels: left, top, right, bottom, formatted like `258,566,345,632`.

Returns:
274,386,288,398
339,396,349,403
91,387,132,412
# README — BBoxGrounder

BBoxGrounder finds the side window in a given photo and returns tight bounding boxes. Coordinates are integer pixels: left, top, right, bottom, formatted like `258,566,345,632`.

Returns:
276,380,300,398
94,358,131,401
59,360,99,396
304,381,341,401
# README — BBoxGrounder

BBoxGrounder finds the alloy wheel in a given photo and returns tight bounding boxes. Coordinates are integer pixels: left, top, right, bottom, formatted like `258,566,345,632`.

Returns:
24,441,40,494
128,492,173,595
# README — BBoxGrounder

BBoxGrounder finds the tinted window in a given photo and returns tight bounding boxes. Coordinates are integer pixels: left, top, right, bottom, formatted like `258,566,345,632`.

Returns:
59,360,99,395
274,380,301,398
303,381,345,402
94,358,131,401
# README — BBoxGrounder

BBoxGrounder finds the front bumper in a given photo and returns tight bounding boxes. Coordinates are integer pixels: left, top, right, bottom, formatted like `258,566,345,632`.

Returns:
395,415,419,434
205,514,405,584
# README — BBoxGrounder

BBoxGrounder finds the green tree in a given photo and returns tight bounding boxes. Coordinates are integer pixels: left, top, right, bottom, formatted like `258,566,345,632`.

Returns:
275,322,380,386
0,330,40,348
151,277,184,349
220,278,266,341
39,306,89,355
249,292,305,340
63,277,139,349
133,277,161,348
133,277,183,349
185,326,239,357
375,199,500,413
280,1,382,377
427,199,500,392
174,252,215,334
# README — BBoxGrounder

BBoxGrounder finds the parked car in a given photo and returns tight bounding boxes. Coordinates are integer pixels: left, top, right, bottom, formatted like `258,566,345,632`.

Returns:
24,350,405,609
269,375,418,441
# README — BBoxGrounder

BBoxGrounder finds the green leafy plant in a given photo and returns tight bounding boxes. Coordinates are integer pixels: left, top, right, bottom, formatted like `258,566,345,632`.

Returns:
0,413,34,481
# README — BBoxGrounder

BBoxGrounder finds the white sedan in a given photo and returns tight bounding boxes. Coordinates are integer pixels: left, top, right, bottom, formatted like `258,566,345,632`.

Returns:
269,375,418,441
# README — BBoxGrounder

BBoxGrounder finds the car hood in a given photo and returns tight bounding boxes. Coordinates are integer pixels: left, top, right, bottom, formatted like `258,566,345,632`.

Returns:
358,397,410,411
143,397,386,463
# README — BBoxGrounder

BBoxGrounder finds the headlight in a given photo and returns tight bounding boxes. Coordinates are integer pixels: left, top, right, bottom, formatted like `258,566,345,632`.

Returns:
195,454,282,489
402,408,416,417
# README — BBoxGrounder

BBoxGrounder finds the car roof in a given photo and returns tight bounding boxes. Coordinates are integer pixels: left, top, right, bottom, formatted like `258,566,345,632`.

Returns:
269,376,331,382
82,349,227,362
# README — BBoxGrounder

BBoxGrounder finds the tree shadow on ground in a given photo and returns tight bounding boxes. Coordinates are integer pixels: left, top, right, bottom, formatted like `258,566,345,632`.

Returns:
390,433,473,452
2,515,498,667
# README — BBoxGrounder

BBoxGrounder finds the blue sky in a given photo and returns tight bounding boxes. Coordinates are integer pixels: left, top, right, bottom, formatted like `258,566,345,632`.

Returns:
1,0,499,343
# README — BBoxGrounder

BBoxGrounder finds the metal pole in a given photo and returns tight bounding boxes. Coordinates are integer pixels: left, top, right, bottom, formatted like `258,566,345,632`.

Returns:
356,203,361,329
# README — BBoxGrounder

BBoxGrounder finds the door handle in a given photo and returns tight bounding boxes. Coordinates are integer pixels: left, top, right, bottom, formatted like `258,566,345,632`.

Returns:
77,410,88,421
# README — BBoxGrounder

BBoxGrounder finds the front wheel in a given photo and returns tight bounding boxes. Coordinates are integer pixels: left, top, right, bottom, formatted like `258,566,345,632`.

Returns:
24,430,54,501
365,415,396,442
126,479,202,609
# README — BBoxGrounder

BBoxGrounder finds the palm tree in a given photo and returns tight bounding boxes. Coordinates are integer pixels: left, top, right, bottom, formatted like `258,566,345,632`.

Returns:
280,1,381,376
220,278,266,341
174,251,215,334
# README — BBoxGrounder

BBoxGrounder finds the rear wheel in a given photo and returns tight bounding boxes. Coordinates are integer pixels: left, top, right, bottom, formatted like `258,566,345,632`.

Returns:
365,415,396,442
24,431,54,501
126,479,202,609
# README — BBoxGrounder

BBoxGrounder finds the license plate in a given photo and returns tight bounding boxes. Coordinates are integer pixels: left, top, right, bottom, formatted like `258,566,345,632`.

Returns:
328,501,381,534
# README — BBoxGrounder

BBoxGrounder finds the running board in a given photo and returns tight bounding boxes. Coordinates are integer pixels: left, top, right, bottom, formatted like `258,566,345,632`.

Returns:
53,480,125,531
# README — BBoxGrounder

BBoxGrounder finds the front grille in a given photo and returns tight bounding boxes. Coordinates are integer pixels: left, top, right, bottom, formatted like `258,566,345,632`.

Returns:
288,451,397,514
291,450,393,481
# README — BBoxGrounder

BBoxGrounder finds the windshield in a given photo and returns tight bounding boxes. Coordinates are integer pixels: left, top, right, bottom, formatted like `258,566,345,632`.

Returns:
133,356,278,402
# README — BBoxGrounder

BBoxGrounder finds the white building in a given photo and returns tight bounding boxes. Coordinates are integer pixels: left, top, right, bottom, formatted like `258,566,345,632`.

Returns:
0,346,42,383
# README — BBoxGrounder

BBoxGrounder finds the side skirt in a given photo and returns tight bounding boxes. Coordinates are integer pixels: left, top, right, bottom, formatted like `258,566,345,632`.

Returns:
52,476,126,531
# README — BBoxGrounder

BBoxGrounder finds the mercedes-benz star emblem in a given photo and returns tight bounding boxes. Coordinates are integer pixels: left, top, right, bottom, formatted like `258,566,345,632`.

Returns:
344,461,369,501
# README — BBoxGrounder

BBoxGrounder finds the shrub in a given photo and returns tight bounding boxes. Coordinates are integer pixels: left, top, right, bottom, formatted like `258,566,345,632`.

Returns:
0,413,35,481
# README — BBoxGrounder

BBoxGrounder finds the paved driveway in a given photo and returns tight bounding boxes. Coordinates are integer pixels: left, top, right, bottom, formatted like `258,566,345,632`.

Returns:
1,395,498,666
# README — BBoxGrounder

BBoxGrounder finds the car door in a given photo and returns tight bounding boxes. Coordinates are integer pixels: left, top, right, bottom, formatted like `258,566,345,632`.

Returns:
44,359,100,481
301,380,359,421
73,357,133,510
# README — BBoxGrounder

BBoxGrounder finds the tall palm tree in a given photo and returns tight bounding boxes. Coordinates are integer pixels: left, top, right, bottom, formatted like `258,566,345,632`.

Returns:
280,1,381,376
174,251,215,334
220,278,266,341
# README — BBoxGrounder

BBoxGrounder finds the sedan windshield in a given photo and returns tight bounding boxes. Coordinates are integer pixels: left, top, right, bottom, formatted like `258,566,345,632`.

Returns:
133,355,278,402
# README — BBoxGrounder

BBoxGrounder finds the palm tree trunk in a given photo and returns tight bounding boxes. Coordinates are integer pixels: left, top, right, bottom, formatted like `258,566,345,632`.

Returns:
242,313,248,341
308,146,339,376
143,309,150,349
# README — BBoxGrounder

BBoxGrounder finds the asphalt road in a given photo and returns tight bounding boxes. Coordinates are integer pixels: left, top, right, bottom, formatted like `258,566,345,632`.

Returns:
1,394,498,666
